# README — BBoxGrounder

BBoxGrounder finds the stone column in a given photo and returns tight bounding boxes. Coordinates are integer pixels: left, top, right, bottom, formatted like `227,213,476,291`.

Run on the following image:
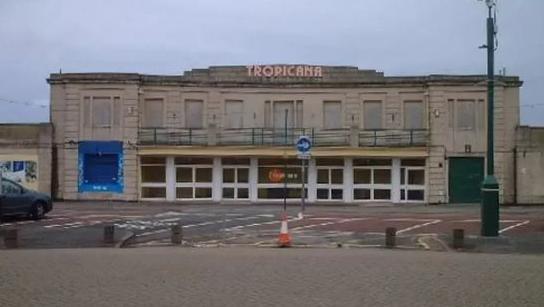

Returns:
249,157,258,202
343,158,354,203
212,157,222,202
166,157,176,201
307,158,317,202
391,158,401,203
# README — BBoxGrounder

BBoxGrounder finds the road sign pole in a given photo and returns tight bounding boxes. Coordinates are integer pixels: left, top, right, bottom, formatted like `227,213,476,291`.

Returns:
300,158,306,216
296,136,312,219
283,109,288,212
481,1,499,237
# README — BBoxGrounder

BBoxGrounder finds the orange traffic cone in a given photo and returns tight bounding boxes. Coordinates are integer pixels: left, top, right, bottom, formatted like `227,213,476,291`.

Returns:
277,213,291,248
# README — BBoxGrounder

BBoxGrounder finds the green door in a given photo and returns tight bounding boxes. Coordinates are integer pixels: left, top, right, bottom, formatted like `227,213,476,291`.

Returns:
449,157,484,203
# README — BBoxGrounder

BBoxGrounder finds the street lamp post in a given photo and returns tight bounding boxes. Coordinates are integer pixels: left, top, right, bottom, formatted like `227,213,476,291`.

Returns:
480,0,499,236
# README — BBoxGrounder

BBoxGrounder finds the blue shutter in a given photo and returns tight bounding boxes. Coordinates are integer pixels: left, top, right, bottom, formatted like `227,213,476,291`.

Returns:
83,154,119,184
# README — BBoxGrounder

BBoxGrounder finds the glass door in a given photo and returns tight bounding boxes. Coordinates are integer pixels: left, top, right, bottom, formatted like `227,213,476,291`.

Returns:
400,167,425,202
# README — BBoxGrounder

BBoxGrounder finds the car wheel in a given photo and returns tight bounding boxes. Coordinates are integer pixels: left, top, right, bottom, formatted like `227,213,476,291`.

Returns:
31,202,45,220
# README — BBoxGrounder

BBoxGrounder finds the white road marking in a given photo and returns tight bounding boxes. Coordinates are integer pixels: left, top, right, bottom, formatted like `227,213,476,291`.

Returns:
79,214,123,219
384,218,437,222
223,217,298,231
44,221,84,229
454,219,522,223
135,215,273,237
499,220,530,234
154,211,186,218
396,220,442,234
291,218,368,231
15,221,35,225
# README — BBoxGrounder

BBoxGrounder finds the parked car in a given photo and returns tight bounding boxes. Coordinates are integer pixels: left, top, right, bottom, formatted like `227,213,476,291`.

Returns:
0,178,52,220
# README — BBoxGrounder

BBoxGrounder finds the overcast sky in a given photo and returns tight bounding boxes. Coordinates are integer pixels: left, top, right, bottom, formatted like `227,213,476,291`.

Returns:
0,0,543,125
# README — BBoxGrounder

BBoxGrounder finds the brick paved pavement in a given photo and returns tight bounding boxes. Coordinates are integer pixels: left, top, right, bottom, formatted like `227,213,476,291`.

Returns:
1,248,543,307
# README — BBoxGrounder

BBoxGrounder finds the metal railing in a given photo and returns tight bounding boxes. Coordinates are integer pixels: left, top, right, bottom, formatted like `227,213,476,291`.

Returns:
138,127,428,147
138,128,207,145
359,129,428,147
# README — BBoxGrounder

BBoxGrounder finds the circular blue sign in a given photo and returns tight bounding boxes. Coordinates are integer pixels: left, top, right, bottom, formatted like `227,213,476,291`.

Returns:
296,136,312,153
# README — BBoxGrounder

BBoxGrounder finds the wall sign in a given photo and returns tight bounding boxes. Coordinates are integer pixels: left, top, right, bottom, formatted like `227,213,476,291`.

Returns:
78,141,124,193
247,65,323,78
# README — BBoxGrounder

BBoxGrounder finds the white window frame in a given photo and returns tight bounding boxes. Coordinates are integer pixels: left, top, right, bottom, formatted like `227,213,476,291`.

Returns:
222,164,250,200
316,166,344,201
175,163,213,200
353,166,393,201
140,159,167,200
400,166,426,203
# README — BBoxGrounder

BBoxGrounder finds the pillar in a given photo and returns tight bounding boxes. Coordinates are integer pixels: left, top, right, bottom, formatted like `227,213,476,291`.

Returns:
392,158,401,203
249,157,258,202
344,158,353,203
166,157,176,201
212,157,222,202
308,158,317,202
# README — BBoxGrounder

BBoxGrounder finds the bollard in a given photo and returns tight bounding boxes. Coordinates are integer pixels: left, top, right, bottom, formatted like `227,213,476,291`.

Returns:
171,224,182,245
104,225,115,244
385,227,396,248
453,229,464,249
4,228,18,249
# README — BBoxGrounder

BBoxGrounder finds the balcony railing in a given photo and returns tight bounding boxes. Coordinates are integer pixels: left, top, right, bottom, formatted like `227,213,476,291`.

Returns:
138,127,428,147
359,129,428,147
139,128,208,146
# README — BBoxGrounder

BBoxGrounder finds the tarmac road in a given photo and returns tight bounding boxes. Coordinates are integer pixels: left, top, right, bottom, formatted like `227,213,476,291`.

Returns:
1,247,543,307
2,202,544,252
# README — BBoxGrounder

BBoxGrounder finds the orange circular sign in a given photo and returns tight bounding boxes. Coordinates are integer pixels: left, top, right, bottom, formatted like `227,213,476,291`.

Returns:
268,168,285,183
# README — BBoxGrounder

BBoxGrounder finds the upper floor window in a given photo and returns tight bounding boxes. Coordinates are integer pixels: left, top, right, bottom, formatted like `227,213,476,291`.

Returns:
270,100,303,129
83,96,121,128
455,99,477,130
404,100,424,129
224,100,243,129
363,101,383,130
323,101,342,129
185,99,204,129
142,98,164,128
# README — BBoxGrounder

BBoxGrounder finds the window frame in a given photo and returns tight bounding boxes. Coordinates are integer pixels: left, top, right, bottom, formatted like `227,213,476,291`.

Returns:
322,100,343,130
140,157,167,200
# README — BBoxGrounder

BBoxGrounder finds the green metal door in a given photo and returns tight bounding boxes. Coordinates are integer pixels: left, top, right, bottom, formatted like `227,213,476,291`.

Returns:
448,157,484,203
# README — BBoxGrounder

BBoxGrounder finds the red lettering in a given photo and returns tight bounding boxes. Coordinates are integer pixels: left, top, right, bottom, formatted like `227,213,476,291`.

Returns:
314,66,322,77
304,66,313,77
263,66,274,77
246,65,254,77
288,66,295,77
296,66,304,77
254,65,262,77
274,66,283,77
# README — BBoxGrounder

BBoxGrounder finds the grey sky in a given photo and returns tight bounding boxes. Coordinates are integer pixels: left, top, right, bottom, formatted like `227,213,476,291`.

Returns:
0,0,543,125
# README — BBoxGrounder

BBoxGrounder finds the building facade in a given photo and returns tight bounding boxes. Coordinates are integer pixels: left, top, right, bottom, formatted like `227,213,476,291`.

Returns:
0,123,53,194
48,65,522,204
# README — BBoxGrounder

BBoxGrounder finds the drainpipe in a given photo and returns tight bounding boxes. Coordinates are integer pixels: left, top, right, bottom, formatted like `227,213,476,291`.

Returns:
513,147,517,205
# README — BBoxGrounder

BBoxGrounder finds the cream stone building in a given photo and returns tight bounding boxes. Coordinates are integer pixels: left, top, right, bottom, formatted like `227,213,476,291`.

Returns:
47,65,522,204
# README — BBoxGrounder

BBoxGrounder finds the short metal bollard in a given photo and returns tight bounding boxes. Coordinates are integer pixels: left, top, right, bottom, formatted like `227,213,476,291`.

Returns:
385,227,396,248
4,228,19,249
104,225,115,244
453,229,464,249
171,224,182,245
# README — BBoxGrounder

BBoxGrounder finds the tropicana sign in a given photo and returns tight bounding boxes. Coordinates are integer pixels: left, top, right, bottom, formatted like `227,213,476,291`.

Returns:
247,65,323,78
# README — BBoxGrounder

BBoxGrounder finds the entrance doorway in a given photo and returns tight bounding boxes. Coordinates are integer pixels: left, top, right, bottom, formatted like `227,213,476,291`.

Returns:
448,157,484,203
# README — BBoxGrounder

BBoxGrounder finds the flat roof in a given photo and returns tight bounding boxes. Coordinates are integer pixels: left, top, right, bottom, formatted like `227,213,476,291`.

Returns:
47,65,522,87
